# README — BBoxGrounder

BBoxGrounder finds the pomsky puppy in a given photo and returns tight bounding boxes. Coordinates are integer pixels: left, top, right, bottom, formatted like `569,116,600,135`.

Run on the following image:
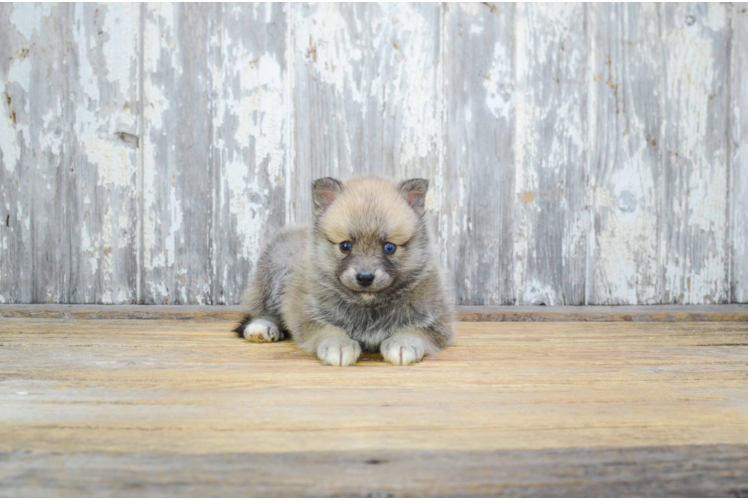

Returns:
234,177,455,366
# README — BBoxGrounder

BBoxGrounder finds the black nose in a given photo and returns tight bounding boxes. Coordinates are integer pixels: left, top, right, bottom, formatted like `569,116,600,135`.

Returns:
356,272,375,287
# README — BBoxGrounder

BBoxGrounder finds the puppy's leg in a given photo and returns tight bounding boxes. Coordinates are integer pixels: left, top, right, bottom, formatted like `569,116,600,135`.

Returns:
380,328,441,365
235,269,286,343
295,323,361,366
236,227,306,342
317,335,362,366
242,317,285,343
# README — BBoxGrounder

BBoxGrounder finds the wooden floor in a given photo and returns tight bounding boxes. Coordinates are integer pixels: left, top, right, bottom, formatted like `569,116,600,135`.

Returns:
1,312,748,496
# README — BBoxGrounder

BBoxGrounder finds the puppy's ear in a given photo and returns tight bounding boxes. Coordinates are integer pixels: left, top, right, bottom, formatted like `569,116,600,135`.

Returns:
398,178,429,217
312,177,343,217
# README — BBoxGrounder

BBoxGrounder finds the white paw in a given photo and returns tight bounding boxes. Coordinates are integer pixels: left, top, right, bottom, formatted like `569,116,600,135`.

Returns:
243,319,284,343
317,337,362,366
381,336,426,365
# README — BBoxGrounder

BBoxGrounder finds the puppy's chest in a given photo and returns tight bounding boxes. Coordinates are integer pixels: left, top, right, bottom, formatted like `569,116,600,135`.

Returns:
348,329,391,352
321,302,429,337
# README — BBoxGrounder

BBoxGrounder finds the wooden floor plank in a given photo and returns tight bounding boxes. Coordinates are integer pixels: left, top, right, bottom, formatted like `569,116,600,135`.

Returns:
2,446,748,497
1,317,747,496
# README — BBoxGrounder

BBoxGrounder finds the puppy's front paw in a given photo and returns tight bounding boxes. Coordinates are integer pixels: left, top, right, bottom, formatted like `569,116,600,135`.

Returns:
317,337,362,366
244,318,284,343
381,336,426,365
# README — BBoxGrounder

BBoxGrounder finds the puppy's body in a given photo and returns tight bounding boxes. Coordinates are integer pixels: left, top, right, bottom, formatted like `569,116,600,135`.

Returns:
237,177,454,365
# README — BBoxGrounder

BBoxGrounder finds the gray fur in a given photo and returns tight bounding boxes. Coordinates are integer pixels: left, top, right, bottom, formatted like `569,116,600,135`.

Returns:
239,177,455,366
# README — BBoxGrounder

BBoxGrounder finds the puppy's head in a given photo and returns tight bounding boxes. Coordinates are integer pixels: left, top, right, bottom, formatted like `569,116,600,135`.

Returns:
312,177,430,304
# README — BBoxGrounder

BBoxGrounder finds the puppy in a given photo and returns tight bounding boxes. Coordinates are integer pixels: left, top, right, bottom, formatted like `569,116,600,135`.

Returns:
234,177,455,366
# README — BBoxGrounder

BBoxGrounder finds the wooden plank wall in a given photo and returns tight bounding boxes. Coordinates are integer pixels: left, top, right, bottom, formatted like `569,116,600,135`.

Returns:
732,3,748,303
0,3,745,306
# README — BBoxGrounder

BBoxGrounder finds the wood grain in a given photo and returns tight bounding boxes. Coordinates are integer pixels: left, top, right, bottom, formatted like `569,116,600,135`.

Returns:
68,4,141,304
588,3,662,305
211,3,289,305
442,3,515,305
0,4,70,303
512,3,588,306
0,3,745,307
660,3,731,304
3,446,748,497
140,3,216,305
291,3,442,222
1,317,747,495
732,3,748,303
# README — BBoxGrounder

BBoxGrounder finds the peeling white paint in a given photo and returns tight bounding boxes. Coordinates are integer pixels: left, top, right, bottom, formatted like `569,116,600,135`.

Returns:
7,56,31,94
142,4,172,274
512,3,532,300
483,41,513,121
75,7,101,103
1,43,35,174
389,4,440,167
704,4,726,32
0,82,21,173
217,10,287,265
164,185,183,267
661,3,729,304
522,280,557,306
457,3,481,17
9,3,53,42
231,55,285,183
73,4,138,189
37,108,60,156
142,6,173,131
0,2,740,306
513,3,587,304
283,2,296,226
150,282,170,302
296,4,363,103
587,3,664,305
80,224,98,274
85,135,135,188
732,5,748,303
101,4,138,96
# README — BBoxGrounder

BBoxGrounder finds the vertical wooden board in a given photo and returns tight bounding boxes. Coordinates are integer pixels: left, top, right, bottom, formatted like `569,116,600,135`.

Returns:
732,4,748,303
513,4,588,305
587,4,662,304
211,4,288,305
67,3,140,303
0,4,70,303
141,4,215,304
291,3,442,223
0,3,25,303
660,3,730,304
442,3,514,305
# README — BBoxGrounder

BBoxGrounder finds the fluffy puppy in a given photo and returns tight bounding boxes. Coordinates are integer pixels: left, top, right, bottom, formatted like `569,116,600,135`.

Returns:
235,177,454,366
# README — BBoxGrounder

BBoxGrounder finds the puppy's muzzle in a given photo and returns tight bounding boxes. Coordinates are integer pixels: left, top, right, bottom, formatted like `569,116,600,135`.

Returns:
339,266,393,294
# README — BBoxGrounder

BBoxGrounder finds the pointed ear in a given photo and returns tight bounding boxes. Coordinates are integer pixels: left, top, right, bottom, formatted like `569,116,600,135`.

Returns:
398,178,429,217
312,177,343,218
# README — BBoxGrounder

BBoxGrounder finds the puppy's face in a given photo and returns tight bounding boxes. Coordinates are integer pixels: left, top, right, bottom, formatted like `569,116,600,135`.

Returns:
312,177,430,304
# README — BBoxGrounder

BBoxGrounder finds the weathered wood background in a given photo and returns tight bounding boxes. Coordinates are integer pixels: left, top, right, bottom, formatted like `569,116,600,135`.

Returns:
0,3,746,306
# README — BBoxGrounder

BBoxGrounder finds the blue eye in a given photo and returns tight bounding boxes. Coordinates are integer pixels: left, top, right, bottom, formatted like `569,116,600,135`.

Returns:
339,241,352,253
383,242,397,255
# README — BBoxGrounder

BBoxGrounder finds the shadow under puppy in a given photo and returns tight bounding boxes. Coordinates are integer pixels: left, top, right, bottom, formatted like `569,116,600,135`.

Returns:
235,177,454,366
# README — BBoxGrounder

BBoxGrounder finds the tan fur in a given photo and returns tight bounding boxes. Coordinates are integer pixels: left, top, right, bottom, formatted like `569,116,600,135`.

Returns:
237,177,455,366
319,178,419,245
